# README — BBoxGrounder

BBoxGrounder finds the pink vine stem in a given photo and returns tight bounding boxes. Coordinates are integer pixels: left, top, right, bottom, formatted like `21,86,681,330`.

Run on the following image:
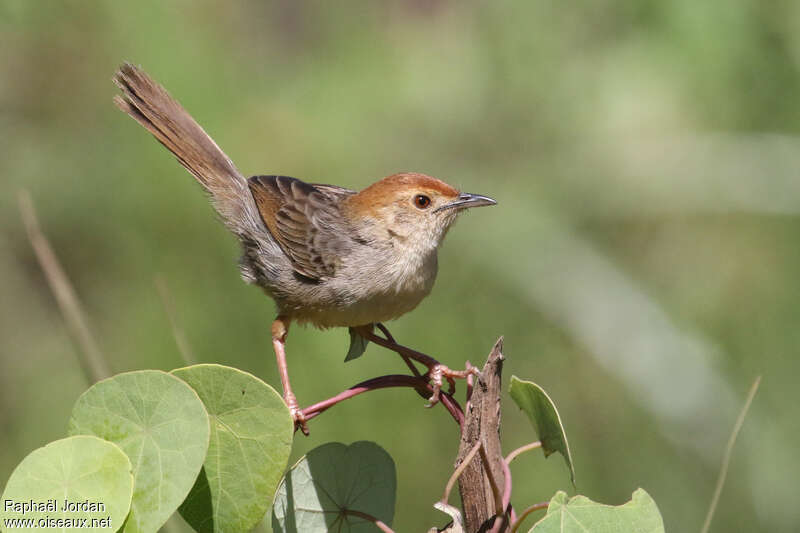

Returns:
301,374,464,428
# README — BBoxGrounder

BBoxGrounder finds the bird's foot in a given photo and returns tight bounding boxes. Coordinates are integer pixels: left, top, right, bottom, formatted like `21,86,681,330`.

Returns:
424,362,480,407
284,392,309,435
366,324,479,405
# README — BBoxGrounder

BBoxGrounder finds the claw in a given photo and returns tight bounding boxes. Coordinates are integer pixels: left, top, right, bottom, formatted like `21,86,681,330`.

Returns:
424,363,480,407
425,387,442,408
446,376,457,395
285,392,309,435
292,408,309,435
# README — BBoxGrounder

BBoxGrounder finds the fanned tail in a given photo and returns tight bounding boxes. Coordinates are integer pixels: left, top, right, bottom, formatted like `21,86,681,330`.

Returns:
113,62,256,236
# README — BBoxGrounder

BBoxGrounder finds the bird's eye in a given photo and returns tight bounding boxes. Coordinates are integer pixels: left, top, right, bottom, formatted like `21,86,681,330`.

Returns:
413,194,432,209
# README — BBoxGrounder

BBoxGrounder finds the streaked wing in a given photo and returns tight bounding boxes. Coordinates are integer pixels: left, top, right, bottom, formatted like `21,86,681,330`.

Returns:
248,175,355,280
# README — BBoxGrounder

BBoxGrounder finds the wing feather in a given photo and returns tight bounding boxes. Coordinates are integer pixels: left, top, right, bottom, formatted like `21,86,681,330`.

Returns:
248,175,355,280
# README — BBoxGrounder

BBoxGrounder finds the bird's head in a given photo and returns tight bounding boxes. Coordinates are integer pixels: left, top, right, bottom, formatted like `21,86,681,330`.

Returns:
345,172,496,252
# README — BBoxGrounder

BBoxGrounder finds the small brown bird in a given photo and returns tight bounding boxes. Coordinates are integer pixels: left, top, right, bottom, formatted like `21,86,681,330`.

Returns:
113,64,495,431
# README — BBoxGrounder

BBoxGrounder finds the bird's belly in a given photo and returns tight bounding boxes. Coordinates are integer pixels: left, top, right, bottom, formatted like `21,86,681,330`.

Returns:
272,246,439,328
293,281,431,328
285,261,436,328
337,290,427,326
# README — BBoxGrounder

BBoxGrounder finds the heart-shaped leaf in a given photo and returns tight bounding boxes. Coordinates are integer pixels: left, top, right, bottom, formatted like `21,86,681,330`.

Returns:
171,364,294,533
529,489,665,532
510,376,575,484
68,370,210,533
0,435,133,533
272,441,396,532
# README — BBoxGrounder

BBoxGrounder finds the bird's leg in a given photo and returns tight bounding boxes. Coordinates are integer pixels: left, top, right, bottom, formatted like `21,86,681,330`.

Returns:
271,316,308,435
369,324,479,405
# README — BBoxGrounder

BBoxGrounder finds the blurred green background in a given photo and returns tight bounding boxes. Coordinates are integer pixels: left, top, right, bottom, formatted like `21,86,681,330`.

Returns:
2,1,799,531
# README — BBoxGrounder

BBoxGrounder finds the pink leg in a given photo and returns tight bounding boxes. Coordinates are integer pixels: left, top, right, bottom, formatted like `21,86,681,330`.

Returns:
271,316,308,435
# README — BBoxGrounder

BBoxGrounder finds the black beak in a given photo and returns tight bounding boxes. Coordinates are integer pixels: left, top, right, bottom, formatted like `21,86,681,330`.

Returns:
434,192,497,213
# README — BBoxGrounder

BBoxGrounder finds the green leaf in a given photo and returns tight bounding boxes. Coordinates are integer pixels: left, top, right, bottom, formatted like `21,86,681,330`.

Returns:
272,441,396,532
529,489,665,533
345,326,371,362
68,370,210,533
171,364,294,533
509,376,575,484
0,435,133,533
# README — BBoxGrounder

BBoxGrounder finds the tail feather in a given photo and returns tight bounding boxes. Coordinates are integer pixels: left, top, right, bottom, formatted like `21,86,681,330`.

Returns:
113,63,254,235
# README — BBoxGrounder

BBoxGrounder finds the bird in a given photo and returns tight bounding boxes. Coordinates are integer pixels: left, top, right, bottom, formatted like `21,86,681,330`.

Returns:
113,63,496,433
